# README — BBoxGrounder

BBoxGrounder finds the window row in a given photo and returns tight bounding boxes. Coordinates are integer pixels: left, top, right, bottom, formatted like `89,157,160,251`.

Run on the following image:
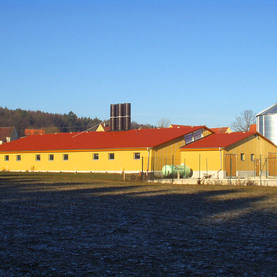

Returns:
4,152,141,161
4,154,69,161
240,153,256,161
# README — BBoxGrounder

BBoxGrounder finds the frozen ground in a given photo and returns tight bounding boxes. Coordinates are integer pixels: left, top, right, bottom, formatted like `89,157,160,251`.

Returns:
0,173,277,276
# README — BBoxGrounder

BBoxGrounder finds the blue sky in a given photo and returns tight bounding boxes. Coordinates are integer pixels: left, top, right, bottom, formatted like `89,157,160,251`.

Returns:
1,0,276,128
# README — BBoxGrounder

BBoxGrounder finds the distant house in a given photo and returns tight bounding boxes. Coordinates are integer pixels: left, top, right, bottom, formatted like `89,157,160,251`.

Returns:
96,123,110,132
0,127,19,144
25,129,45,136
211,127,232,134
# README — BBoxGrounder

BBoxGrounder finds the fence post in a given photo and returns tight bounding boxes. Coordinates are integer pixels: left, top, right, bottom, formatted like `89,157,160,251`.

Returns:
152,156,155,180
141,156,144,181
199,154,201,179
172,155,174,182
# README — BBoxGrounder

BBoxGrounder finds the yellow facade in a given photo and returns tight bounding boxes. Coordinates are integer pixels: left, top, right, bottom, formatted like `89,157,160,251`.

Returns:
0,149,151,173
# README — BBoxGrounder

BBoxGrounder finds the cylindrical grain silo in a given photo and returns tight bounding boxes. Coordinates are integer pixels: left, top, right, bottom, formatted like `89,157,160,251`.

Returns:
124,103,131,130
110,104,117,131
117,103,125,131
256,103,277,145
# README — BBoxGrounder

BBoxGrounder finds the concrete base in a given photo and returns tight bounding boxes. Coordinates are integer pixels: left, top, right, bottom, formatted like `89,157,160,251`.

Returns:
150,177,277,187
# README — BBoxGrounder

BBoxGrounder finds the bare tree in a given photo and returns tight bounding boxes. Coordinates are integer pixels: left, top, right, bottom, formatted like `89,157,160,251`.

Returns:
231,110,256,132
157,118,171,128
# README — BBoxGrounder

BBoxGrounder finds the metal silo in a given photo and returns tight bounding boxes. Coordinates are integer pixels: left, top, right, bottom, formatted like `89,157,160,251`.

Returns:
110,104,117,131
124,103,131,130
117,103,125,131
256,103,277,145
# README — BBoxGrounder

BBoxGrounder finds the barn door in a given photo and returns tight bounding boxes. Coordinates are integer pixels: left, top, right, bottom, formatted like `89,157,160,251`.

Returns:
225,154,236,177
268,153,277,176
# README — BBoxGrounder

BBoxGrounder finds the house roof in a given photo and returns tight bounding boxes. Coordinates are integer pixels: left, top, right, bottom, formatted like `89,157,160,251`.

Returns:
0,126,206,152
25,129,46,136
181,132,259,150
211,127,231,134
0,127,15,142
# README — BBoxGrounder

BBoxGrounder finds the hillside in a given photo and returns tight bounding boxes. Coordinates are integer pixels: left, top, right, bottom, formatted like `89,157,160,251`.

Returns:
0,107,101,137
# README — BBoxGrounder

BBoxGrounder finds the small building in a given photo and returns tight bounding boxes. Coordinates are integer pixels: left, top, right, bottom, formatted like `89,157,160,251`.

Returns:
180,132,277,179
0,127,19,144
25,129,46,136
211,127,232,134
96,123,110,132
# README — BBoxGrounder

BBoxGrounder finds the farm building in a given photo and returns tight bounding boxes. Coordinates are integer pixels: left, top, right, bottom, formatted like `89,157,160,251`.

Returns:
180,131,277,179
0,126,212,174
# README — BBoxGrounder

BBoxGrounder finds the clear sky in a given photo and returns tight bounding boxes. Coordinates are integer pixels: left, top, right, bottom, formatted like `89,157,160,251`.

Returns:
1,0,276,128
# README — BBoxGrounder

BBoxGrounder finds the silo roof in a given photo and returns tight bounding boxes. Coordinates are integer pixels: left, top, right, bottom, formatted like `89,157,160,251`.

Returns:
256,103,277,116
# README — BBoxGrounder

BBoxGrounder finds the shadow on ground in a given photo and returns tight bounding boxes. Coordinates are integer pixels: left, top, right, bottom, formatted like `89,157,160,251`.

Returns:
0,173,277,276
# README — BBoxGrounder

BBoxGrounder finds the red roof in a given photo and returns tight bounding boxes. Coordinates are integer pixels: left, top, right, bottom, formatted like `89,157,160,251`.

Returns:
211,127,230,133
25,129,46,136
181,132,257,149
0,126,205,152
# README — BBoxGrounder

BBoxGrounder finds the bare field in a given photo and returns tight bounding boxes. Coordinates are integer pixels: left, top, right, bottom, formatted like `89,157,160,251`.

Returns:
1,172,277,276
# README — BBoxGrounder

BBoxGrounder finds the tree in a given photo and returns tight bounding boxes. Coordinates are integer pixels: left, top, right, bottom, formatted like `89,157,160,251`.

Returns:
157,118,171,128
231,110,256,132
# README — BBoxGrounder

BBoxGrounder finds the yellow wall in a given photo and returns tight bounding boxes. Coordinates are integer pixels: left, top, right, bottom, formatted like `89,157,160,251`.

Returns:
180,149,223,173
0,149,151,173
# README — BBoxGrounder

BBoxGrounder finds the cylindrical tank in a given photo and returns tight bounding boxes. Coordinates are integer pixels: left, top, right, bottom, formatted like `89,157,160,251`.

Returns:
162,164,192,178
110,104,117,131
117,103,125,131
256,104,277,146
124,103,131,130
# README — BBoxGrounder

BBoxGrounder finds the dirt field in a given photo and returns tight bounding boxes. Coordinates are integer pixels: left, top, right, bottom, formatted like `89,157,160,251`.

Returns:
1,172,277,276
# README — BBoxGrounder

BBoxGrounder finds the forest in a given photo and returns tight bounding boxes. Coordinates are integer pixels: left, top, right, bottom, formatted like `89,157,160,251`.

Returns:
0,107,102,137
0,107,155,137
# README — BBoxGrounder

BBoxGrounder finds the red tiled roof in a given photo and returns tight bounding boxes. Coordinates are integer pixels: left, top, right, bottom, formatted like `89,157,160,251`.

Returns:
211,127,229,133
0,126,206,152
25,129,46,136
181,132,257,149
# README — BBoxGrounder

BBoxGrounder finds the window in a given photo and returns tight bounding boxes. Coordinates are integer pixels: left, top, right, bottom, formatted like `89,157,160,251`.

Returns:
63,154,69,161
49,154,54,161
93,153,99,160
241,153,245,161
134,153,140,160
109,153,115,160
16,155,21,161
36,155,41,161
251,154,255,161
4,155,9,161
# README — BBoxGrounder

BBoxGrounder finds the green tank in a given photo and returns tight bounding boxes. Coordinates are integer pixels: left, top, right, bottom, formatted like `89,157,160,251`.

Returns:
162,164,192,178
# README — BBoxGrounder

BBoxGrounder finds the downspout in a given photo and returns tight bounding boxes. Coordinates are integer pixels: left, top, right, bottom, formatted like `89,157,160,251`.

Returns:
217,147,222,179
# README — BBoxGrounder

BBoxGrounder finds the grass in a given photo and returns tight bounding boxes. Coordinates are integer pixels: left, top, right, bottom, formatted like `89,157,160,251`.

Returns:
1,171,277,276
